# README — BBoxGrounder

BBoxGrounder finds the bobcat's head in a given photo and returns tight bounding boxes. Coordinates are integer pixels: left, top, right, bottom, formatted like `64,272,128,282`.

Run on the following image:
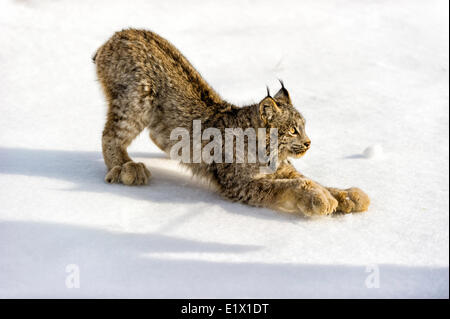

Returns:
258,81,311,160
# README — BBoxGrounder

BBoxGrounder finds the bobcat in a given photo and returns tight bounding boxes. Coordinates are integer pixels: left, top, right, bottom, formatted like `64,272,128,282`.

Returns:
93,29,370,216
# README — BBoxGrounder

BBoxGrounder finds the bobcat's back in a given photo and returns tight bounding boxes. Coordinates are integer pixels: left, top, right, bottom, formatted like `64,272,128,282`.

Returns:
94,29,231,154
94,29,224,121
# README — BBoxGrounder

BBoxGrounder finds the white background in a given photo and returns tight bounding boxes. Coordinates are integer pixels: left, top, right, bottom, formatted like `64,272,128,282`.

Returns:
0,0,448,298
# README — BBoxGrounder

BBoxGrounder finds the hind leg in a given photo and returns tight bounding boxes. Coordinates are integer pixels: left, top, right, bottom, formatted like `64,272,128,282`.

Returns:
102,100,151,185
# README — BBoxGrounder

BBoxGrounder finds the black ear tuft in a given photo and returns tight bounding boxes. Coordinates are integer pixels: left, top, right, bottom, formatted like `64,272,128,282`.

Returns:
274,80,292,105
266,86,271,97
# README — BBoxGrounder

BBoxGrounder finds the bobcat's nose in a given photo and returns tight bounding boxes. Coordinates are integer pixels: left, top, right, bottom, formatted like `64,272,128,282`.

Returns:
303,141,311,148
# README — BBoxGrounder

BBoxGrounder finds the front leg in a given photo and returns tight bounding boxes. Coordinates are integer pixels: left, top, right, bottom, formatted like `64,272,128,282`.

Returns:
274,179,338,216
225,177,338,216
326,187,370,213
254,161,338,216
274,161,370,214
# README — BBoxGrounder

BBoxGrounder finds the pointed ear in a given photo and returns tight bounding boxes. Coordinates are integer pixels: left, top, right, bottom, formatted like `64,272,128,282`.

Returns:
274,80,292,105
259,96,281,124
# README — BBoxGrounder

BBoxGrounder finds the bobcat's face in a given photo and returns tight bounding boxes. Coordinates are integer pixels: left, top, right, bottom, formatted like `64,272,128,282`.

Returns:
278,108,310,158
258,82,311,160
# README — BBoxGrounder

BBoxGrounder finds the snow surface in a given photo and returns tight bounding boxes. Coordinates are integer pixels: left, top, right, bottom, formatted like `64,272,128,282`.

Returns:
0,0,448,298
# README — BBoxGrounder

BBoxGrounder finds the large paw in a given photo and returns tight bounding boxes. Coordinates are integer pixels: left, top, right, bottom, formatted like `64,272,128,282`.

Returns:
328,187,370,213
347,187,370,212
105,166,122,184
105,161,151,185
297,182,338,216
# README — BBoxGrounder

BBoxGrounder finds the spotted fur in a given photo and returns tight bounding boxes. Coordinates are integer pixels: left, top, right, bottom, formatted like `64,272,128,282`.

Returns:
94,29,370,216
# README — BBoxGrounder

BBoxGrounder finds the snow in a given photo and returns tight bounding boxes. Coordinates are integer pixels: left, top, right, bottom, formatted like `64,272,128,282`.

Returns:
363,144,384,159
0,0,448,298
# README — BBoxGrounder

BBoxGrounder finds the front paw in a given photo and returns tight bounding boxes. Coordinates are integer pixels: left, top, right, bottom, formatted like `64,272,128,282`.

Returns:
105,161,151,185
347,187,370,212
298,182,338,216
328,187,370,213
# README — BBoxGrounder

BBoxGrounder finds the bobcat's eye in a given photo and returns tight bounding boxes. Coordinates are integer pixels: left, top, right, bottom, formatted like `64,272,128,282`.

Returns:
289,128,297,135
